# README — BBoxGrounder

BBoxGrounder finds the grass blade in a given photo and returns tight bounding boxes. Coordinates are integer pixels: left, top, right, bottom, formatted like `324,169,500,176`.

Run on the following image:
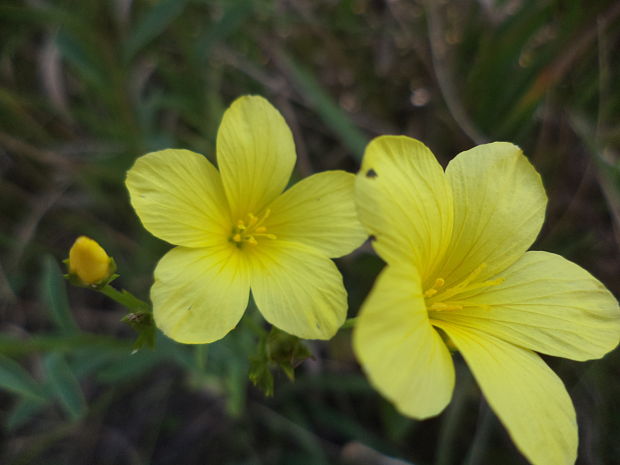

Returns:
6,396,50,431
279,53,368,159
124,0,189,61
0,355,46,401
43,353,87,421
40,255,79,334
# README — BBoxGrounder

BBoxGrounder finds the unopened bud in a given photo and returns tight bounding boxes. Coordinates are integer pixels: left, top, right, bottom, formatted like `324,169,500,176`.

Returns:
67,236,115,286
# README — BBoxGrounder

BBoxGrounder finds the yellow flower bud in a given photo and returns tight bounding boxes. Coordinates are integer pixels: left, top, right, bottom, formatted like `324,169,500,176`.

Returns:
68,236,113,285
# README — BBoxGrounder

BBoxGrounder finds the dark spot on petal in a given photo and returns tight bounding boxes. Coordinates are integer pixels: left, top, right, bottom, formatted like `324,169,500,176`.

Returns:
369,234,377,241
366,168,378,178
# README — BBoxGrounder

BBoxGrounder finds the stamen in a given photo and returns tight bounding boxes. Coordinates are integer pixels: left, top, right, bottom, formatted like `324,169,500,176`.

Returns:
423,277,446,297
230,210,277,247
458,263,487,289
424,288,438,298
429,302,464,311
423,263,503,313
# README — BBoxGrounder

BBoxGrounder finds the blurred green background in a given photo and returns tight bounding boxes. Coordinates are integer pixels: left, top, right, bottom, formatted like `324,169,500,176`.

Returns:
1,0,620,464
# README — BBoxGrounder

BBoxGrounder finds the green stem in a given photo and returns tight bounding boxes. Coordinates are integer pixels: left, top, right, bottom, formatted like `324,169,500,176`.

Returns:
341,317,357,329
242,310,268,338
435,362,472,465
99,284,149,312
194,344,209,374
462,400,494,465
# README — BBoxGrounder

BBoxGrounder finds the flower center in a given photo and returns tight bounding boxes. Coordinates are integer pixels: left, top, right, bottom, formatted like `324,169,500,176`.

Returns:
423,263,504,312
230,209,277,247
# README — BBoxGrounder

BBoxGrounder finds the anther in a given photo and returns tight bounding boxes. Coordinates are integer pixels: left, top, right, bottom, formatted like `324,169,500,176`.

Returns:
424,277,446,297
424,288,438,298
424,264,503,313
429,302,464,311
487,277,505,286
230,209,277,247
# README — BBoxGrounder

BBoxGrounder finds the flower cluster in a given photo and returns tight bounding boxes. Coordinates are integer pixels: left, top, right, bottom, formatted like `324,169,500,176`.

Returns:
125,95,620,465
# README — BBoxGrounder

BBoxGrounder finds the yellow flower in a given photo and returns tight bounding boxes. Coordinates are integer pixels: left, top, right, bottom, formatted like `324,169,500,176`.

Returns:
126,95,366,344
68,236,114,285
353,136,620,465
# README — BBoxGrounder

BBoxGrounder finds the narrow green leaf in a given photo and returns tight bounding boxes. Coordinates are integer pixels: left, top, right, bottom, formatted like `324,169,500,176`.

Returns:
71,348,119,378
5,396,50,431
124,0,188,60
280,53,368,159
55,30,106,90
40,255,79,334
0,355,46,401
193,0,254,56
0,333,132,357
95,350,160,383
43,353,87,421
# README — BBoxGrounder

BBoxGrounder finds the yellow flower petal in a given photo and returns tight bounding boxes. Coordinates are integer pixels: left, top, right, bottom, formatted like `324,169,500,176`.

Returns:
355,136,453,283
247,241,347,340
217,95,296,220
267,171,367,258
431,251,620,361
354,262,455,419
126,149,230,247
440,142,547,284
435,322,577,465
152,245,250,344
